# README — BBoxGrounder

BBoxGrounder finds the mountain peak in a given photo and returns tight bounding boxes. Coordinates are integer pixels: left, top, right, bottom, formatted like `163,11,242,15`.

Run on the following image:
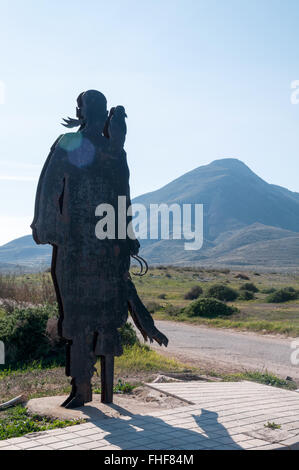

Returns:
210,158,252,170
210,157,248,168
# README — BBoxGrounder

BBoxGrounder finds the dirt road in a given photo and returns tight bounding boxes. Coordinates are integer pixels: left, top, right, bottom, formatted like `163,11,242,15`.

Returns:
150,320,299,382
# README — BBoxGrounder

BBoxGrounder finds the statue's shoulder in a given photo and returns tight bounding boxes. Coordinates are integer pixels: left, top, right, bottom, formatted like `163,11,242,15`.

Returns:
54,132,82,152
50,134,64,151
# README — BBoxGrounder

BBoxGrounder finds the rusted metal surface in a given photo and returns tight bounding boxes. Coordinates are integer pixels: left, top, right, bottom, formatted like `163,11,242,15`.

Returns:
31,90,168,408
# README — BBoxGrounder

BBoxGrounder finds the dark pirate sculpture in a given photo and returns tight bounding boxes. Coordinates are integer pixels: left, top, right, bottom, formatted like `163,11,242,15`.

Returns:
31,90,168,408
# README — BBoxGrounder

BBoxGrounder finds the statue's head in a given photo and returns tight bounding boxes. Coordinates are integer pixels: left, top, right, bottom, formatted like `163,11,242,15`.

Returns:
77,90,108,125
62,90,108,130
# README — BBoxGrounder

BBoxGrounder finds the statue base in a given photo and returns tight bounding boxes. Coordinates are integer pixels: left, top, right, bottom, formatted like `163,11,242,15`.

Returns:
25,393,154,422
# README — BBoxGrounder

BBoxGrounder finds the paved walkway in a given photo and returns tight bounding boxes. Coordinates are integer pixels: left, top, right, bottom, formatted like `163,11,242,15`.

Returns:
0,381,299,450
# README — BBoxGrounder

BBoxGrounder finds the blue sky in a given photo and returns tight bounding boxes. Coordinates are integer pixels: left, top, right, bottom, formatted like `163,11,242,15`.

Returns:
0,0,299,245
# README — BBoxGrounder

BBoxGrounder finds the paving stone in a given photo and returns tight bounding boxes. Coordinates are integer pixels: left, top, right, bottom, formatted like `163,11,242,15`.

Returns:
74,428,106,437
1,436,29,445
0,445,22,450
0,440,13,448
239,438,272,449
50,432,84,441
32,436,63,445
42,428,70,436
17,440,44,449
65,436,94,445
63,445,90,450
49,441,78,450
30,445,54,450
249,443,289,450
279,436,299,449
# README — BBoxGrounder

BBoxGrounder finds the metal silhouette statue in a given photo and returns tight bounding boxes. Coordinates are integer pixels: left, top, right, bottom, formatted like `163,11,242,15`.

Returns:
31,90,168,408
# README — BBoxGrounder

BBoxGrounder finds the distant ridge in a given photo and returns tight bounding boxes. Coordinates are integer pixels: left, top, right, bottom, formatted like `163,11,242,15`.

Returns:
0,235,51,270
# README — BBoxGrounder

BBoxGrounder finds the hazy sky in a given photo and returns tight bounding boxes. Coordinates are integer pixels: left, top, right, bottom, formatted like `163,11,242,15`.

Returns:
0,0,299,245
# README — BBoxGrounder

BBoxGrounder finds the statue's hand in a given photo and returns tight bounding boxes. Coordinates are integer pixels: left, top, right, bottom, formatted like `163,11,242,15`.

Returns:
129,239,140,256
150,327,169,347
32,220,62,246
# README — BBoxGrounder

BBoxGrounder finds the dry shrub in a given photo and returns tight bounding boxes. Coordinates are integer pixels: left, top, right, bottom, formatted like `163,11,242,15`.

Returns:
184,285,203,300
0,274,56,305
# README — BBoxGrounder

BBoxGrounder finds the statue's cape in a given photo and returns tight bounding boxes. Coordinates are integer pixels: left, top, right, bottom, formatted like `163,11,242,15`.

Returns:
31,135,63,244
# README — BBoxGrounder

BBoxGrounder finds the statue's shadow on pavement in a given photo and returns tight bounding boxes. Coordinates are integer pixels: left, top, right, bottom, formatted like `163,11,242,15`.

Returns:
81,404,243,450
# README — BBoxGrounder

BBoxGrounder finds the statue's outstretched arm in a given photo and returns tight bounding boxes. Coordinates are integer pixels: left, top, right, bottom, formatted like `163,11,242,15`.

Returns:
127,276,168,347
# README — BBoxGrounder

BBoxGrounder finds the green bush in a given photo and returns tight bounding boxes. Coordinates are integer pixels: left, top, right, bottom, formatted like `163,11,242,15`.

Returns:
184,297,237,318
238,290,255,301
0,405,82,441
184,285,203,300
261,287,276,294
145,301,161,313
119,322,139,347
206,284,238,302
0,304,63,366
163,304,182,317
266,287,298,303
157,293,167,299
283,286,296,292
239,283,259,293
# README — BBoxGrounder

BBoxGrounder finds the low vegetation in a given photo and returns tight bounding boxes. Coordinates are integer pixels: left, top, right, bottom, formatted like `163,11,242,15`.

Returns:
239,283,259,293
266,287,298,303
0,304,63,366
238,290,255,301
131,267,299,336
261,287,276,294
0,273,56,305
94,379,136,395
206,284,239,302
162,304,182,317
145,301,162,313
264,422,281,430
184,298,238,318
115,344,188,375
0,405,82,441
2,268,299,338
220,370,297,390
184,285,203,300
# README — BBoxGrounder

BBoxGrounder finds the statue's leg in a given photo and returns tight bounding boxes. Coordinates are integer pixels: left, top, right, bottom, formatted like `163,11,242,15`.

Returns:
62,333,96,409
100,355,114,404
60,341,75,407
60,378,76,407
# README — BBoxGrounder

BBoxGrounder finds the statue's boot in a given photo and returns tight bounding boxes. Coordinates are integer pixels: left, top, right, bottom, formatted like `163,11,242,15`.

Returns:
60,378,77,407
64,382,92,409
127,277,168,347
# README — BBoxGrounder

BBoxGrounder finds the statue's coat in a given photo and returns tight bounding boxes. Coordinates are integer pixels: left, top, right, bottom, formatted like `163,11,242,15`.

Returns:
32,131,132,355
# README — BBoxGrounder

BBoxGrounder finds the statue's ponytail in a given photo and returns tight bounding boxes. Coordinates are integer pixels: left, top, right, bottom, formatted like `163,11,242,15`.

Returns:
61,92,86,130
61,117,83,129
